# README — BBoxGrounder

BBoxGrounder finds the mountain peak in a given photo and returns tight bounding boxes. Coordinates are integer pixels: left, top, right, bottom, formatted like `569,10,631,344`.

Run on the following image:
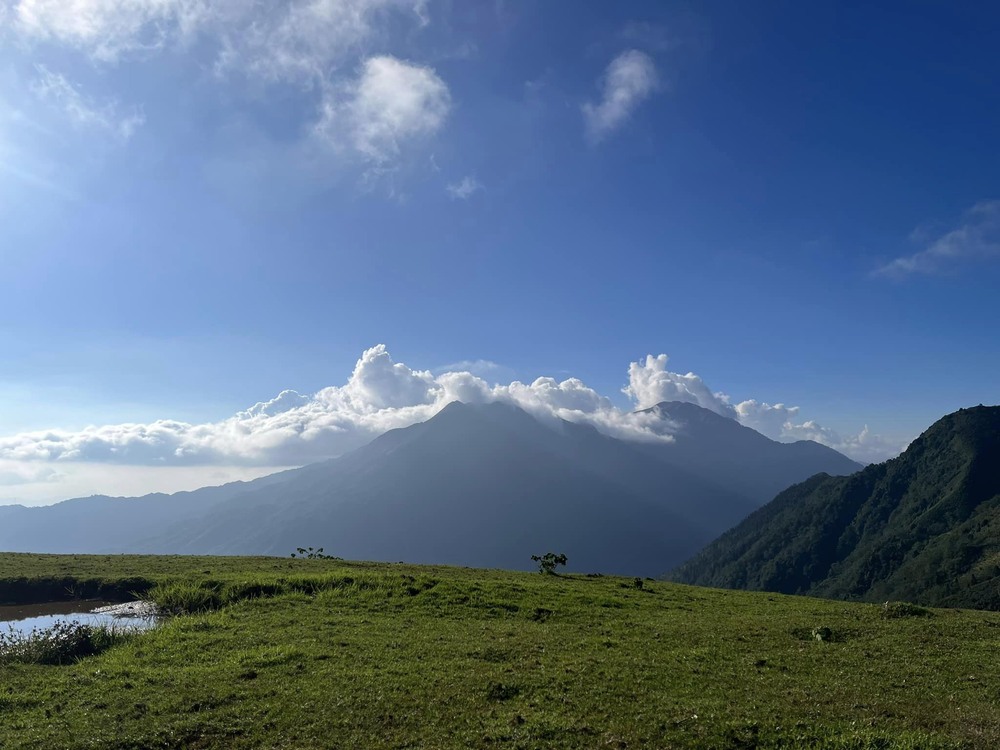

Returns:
646,400,738,423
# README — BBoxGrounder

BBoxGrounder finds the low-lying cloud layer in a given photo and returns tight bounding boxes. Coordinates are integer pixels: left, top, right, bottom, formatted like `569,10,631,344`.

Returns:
0,345,904,484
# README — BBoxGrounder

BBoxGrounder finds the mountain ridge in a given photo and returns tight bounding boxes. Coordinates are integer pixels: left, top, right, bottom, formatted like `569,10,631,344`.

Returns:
670,405,1000,609
0,400,863,576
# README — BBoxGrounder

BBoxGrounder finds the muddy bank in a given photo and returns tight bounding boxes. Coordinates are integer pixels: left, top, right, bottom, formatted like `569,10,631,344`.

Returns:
0,599,161,637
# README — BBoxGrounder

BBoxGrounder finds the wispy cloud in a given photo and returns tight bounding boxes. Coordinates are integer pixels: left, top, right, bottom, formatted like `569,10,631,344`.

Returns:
434,359,502,378
9,1,447,176
30,65,144,140
214,0,428,84
11,0,208,62
446,175,482,199
874,200,1000,278
582,49,659,143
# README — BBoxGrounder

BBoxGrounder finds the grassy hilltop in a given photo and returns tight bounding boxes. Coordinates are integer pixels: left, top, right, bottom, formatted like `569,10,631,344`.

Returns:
2,553,1000,749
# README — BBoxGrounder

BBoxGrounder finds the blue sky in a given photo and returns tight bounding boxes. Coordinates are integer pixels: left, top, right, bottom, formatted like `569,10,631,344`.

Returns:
1,1,998,504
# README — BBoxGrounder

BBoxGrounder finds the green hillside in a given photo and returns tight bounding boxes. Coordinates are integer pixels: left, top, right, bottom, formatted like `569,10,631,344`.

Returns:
671,405,1000,610
2,553,1000,748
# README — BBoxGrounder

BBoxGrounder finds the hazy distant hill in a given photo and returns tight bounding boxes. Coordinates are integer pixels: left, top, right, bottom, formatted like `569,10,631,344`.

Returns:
0,401,862,575
671,405,1000,609
0,473,292,555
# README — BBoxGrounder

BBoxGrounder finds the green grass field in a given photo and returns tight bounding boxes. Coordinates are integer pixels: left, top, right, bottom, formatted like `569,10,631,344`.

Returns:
1,553,999,749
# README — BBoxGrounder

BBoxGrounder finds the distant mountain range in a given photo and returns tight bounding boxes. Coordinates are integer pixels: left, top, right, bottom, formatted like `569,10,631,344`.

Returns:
0,400,861,576
671,405,1000,610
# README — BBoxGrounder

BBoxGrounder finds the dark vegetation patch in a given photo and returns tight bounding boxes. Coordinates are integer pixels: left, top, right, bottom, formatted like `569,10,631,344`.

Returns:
485,682,520,702
881,601,934,619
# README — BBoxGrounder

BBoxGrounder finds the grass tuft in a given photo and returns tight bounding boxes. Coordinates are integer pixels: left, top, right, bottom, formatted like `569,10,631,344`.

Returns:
881,601,934,619
0,620,133,665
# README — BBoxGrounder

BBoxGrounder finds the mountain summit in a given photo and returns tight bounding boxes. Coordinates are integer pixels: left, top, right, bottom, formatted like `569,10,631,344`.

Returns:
640,401,862,502
670,405,1000,609
0,401,862,575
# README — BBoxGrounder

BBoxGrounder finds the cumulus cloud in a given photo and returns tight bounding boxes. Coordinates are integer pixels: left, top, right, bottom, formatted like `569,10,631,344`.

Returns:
0,345,673,469
734,399,903,464
734,400,801,439
446,176,483,199
8,1,448,171
583,49,659,143
622,354,735,417
314,55,451,164
0,345,906,482
875,200,1000,278
780,421,903,464
30,65,144,139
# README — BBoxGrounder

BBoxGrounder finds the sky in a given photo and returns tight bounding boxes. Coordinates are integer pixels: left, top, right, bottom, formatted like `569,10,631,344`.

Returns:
0,1,998,505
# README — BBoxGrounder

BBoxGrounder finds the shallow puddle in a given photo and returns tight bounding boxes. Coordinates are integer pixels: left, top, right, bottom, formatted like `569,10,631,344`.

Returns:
0,600,159,637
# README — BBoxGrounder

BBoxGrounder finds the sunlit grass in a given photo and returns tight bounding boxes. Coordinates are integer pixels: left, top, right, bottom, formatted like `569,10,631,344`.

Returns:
1,553,998,748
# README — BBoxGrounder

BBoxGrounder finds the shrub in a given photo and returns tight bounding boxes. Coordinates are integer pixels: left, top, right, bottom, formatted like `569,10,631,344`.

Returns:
812,626,833,642
530,552,567,575
290,547,340,560
0,621,132,665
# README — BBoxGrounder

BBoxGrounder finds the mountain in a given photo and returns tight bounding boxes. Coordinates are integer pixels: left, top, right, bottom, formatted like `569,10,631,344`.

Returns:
636,401,862,502
670,405,1000,609
0,472,293,554
0,401,862,576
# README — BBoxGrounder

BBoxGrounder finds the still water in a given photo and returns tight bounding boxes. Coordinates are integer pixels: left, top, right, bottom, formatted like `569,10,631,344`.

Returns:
0,600,159,637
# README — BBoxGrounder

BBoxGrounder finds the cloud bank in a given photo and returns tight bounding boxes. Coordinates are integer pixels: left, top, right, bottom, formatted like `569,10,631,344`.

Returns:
0,345,904,483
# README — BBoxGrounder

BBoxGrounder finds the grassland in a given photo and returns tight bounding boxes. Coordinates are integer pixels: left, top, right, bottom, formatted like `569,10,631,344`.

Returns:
1,553,999,749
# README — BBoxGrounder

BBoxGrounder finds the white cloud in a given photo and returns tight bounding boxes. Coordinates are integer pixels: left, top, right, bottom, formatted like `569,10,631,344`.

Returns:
734,400,801,439
583,49,659,143
446,175,482,199
215,0,427,84
8,1,446,173
0,345,672,470
0,345,907,503
622,354,735,417
30,65,144,139
780,422,905,466
875,200,1000,278
734,399,903,464
313,55,450,164
9,0,424,69
12,0,212,62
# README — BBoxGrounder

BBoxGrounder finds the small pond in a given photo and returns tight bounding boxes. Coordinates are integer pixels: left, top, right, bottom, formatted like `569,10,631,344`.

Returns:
0,600,160,637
